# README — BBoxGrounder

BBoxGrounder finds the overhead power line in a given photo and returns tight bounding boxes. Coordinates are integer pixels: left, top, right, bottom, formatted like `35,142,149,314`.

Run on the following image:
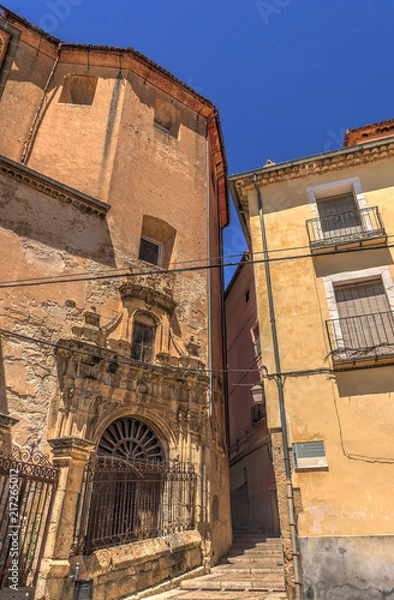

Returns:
0,241,393,289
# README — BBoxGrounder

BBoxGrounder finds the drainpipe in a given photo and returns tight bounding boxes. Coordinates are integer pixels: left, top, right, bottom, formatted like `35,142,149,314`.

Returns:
21,42,62,164
0,18,21,100
252,174,301,599
206,118,214,418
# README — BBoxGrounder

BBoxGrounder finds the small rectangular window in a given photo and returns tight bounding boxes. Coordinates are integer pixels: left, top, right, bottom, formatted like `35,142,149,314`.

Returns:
251,324,261,358
154,99,180,138
59,74,98,106
138,237,161,266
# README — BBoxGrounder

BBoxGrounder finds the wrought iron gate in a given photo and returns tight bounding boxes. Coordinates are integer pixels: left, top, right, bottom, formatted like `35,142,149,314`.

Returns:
74,455,197,554
0,446,59,590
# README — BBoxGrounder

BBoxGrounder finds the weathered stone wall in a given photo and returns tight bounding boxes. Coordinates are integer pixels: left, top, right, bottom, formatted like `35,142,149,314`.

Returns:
0,10,231,597
300,535,394,600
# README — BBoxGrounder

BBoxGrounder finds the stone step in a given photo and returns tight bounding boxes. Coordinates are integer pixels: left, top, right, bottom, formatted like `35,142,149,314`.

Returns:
228,547,283,556
224,556,283,566
213,565,285,576
181,576,285,591
143,591,287,599
232,542,282,551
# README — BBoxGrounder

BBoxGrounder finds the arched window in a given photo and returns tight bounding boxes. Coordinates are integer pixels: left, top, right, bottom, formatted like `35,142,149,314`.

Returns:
98,417,164,462
131,313,157,362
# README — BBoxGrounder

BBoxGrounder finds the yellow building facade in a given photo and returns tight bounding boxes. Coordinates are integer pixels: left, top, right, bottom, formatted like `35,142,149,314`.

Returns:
229,122,394,600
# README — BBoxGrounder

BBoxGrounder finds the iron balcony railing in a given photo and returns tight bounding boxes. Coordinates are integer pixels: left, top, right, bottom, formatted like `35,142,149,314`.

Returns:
326,311,394,363
306,206,386,250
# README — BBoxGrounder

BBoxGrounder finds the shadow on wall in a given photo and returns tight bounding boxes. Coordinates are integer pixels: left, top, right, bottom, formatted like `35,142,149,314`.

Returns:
335,365,394,397
313,248,394,279
0,174,116,266
0,339,13,452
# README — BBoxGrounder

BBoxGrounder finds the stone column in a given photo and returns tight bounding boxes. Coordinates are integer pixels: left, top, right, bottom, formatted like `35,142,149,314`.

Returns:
0,412,19,454
36,437,94,600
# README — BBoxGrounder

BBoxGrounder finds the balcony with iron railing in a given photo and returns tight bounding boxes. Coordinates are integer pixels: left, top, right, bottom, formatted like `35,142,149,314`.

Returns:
326,310,394,367
306,206,387,252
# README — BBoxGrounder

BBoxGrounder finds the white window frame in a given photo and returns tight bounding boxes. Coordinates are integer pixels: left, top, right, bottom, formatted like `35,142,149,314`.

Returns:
307,176,367,218
138,235,162,266
323,267,394,350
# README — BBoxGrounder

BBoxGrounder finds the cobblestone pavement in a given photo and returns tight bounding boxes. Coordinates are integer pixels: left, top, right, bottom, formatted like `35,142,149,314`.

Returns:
141,532,287,600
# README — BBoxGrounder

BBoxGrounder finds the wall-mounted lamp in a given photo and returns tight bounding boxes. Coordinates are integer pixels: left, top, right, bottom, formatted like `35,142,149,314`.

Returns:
250,383,265,405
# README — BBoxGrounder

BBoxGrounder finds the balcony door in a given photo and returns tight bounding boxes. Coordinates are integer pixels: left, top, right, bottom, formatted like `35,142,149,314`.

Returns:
317,194,362,241
335,280,394,351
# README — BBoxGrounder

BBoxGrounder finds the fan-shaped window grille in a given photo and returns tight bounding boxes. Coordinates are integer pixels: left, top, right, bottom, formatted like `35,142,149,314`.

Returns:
98,418,164,462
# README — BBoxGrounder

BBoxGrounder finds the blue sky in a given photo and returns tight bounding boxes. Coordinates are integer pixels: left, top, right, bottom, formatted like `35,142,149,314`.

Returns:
4,0,394,282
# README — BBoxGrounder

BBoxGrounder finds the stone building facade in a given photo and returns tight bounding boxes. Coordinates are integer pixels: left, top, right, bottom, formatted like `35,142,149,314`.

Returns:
229,120,394,599
225,254,279,536
0,8,231,600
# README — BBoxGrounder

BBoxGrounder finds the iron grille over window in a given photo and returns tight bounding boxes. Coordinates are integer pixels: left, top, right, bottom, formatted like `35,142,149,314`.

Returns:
74,419,196,555
138,237,160,265
306,201,386,251
327,279,394,364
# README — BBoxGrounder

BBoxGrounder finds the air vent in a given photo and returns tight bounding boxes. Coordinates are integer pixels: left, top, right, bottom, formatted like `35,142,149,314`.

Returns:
292,441,328,470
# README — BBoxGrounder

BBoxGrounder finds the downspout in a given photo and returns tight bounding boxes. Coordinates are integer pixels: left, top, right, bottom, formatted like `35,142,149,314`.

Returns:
206,122,213,417
0,18,21,100
21,41,62,164
253,174,301,599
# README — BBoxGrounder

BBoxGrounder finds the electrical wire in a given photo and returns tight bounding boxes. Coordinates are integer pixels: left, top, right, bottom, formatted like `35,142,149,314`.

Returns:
0,241,394,289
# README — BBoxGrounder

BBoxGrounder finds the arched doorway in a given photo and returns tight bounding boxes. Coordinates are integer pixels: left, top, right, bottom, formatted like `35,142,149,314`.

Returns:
75,417,197,554
82,418,165,553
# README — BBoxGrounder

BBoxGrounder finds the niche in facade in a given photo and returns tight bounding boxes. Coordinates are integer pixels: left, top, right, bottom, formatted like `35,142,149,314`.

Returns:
154,99,180,138
138,215,177,269
0,32,9,69
59,74,98,105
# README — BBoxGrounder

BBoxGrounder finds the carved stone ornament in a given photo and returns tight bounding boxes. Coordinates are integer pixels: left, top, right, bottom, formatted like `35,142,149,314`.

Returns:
120,280,176,314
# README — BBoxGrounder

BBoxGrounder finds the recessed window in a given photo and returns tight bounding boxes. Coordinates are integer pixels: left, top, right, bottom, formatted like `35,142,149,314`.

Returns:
245,290,250,303
138,216,177,269
251,323,261,358
138,236,161,266
331,279,394,360
131,313,157,362
59,74,98,106
154,99,180,138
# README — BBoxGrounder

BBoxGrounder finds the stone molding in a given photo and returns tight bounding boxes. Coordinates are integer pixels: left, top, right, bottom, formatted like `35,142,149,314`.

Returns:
48,436,95,462
120,281,176,314
232,139,394,208
0,154,110,219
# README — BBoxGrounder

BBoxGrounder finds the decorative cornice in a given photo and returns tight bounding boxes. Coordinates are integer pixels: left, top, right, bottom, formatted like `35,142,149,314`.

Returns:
120,282,176,314
0,154,110,219
231,138,394,210
56,338,209,386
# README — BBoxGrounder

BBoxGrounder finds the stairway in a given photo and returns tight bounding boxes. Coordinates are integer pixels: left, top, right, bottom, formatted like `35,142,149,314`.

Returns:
142,531,287,599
